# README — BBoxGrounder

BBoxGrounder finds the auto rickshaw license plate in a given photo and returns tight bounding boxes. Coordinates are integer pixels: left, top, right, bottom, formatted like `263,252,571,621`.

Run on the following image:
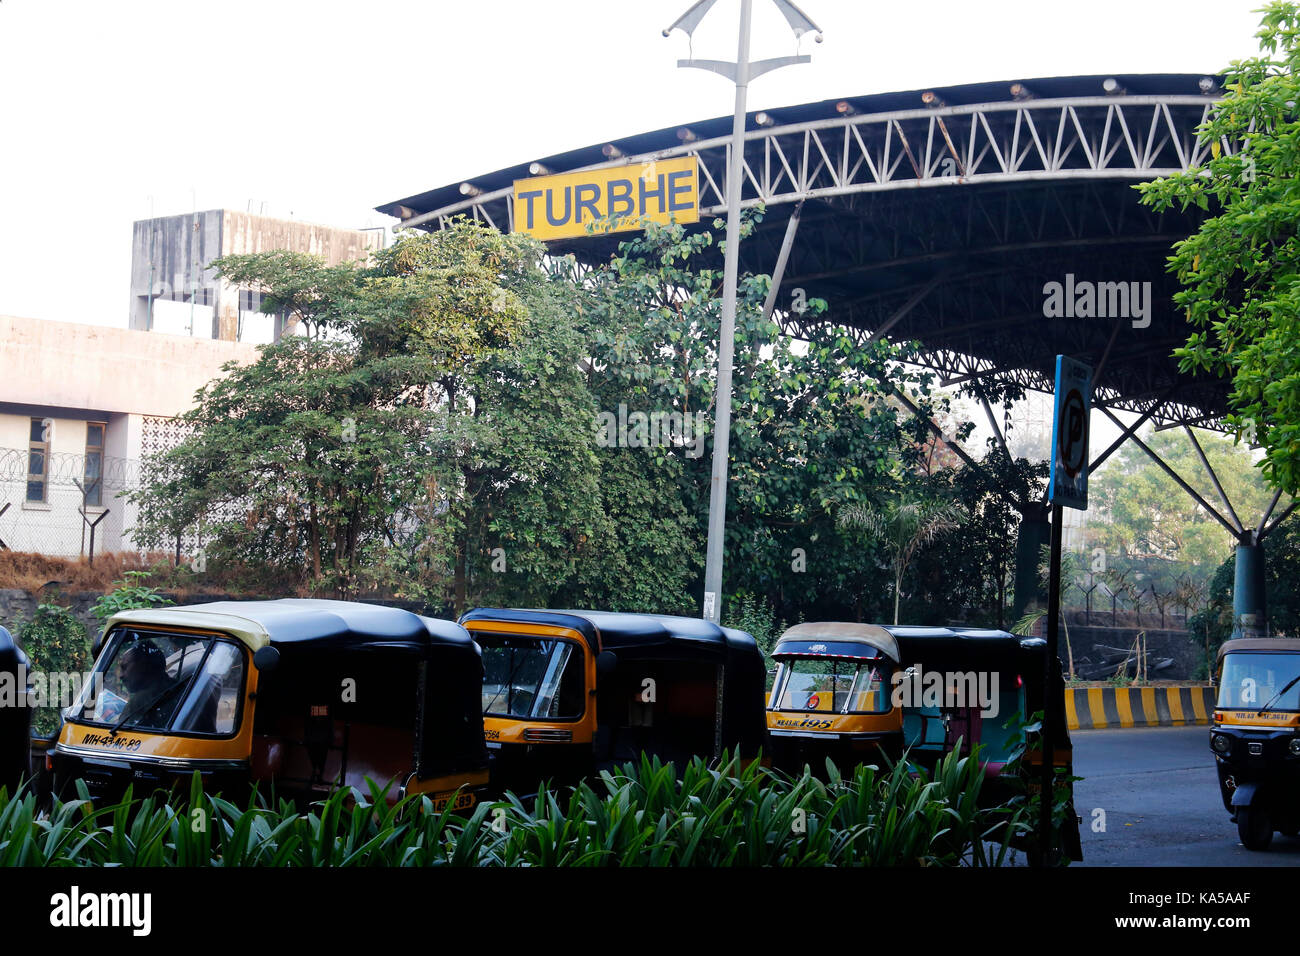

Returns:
431,791,478,812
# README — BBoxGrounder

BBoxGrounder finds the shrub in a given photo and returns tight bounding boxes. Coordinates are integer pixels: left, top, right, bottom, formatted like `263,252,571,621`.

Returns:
724,592,787,656
88,571,174,623
0,752,1027,867
13,603,90,737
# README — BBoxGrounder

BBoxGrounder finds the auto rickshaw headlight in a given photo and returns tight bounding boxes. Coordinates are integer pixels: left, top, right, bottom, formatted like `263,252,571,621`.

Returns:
1290,738,1300,756
1211,734,1231,755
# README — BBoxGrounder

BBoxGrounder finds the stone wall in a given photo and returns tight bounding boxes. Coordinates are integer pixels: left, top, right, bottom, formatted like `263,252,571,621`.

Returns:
0,589,105,643
1064,625,1208,681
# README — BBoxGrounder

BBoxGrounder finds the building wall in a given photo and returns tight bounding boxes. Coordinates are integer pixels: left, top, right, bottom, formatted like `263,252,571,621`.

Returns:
0,316,257,558
127,211,223,336
128,210,382,341
0,411,120,556
0,315,255,417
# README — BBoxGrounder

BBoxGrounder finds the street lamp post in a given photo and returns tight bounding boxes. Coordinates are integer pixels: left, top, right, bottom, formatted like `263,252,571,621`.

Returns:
664,0,822,623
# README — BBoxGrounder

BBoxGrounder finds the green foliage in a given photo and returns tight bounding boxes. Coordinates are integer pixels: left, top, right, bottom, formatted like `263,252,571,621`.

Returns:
907,450,1047,627
127,208,1011,626
839,491,966,624
1086,427,1286,581
14,604,89,736
0,753,1024,866
1138,1,1300,494
1190,515,1300,668
130,221,610,610
582,214,939,623
723,592,787,656
89,571,174,623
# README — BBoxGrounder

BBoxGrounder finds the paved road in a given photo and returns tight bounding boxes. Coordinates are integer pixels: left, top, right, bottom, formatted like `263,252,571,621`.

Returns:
1072,725,1300,866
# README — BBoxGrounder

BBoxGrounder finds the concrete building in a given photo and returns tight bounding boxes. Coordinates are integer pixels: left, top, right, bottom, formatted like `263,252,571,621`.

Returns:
127,210,383,342
0,208,384,559
0,315,257,557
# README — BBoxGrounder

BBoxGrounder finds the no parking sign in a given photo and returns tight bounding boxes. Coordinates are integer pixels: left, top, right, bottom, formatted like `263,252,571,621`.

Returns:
1049,355,1091,510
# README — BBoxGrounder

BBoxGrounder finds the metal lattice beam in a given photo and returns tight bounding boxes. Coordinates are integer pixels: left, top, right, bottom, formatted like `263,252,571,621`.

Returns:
400,95,1219,231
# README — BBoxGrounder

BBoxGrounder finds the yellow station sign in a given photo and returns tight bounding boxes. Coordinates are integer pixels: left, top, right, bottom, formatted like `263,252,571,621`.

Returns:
512,157,699,241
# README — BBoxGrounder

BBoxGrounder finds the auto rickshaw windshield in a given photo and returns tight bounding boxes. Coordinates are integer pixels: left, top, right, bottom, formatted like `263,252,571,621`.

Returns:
771,658,892,714
480,636,584,719
1218,652,1300,711
71,628,246,735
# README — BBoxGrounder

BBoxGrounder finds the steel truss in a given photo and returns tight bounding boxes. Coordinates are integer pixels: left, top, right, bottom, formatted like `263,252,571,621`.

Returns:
390,83,1292,547
402,95,1222,232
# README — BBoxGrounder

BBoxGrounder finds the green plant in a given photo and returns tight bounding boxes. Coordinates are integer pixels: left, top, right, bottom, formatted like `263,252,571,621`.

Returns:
998,709,1083,866
838,495,966,624
89,571,174,623
724,592,786,656
0,752,1028,867
14,603,89,737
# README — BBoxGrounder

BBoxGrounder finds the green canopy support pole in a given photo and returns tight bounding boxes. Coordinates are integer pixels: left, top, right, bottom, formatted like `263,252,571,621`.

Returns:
1232,538,1267,639
1012,503,1051,623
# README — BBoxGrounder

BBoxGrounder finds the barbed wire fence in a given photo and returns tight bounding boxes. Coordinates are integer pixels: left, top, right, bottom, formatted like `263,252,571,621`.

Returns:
0,447,138,559
0,446,218,563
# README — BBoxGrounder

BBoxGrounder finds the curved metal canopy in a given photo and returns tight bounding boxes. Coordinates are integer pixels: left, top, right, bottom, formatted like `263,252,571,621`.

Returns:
378,74,1234,431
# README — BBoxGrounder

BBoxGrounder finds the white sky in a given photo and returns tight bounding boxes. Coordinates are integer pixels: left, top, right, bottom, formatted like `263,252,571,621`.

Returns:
0,0,1265,328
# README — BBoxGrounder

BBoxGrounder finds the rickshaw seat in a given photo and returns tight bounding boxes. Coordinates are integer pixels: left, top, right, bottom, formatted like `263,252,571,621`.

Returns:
902,707,946,749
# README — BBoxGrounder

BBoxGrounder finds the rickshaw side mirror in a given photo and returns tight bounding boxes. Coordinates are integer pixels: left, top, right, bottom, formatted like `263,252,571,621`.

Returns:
253,646,281,672
595,651,617,676
91,629,106,659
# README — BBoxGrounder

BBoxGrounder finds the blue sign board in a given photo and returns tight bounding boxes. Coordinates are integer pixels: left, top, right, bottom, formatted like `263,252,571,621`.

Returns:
1049,355,1092,510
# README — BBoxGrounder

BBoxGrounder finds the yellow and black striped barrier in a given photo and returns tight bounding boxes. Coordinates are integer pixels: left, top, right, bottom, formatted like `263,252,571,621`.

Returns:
1065,685,1216,730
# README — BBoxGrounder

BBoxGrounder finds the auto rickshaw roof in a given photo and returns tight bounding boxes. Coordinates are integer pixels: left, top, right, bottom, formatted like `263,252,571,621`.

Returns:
773,623,900,661
459,608,757,654
886,626,1034,661
1217,637,1300,662
773,622,1035,667
105,599,475,653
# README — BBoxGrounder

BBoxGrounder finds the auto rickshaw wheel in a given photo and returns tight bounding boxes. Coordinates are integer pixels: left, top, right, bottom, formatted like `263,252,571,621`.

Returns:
1237,806,1273,851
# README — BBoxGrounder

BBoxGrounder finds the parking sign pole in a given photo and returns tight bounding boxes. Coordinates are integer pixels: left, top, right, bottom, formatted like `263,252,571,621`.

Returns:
1039,501,1063,866
1041,354,1090,865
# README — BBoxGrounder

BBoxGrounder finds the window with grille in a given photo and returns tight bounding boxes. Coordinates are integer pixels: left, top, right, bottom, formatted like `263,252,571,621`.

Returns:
84,422,105,507
26,418,48,502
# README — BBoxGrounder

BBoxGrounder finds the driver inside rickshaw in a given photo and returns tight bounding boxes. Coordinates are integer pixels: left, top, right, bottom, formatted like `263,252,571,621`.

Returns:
97,641,175,726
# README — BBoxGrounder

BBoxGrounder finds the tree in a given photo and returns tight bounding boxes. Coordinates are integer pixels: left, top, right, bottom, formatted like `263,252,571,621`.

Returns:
1138,1,1300,494
1085,426,1289,589
838,492,966,624
581,214,937,625
131,220,705,614
131,222,601,608
907,448,1048,628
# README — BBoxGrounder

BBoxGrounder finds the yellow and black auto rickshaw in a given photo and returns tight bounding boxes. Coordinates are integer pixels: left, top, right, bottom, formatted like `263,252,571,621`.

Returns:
50,599,489,809
1210,637,1300,850
458,609,767,794
767,622,1082,858
767,624,1032,772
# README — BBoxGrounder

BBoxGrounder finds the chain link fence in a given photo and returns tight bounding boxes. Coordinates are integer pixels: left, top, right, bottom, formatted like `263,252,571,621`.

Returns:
0,448,139,558
0,446,221,561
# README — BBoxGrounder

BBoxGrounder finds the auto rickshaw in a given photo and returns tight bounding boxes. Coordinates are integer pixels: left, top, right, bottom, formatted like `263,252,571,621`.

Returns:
767,622,1082,860
1210,637,1300,850
50,599,489,809
0,625,33,794
458,609,767,794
